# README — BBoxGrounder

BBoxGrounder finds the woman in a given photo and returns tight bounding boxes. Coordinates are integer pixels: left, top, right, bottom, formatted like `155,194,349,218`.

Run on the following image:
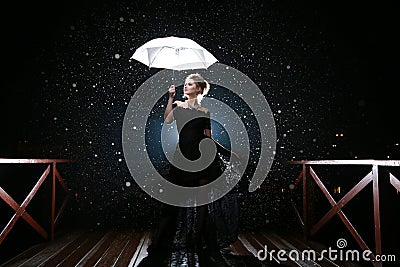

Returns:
138,73,239,266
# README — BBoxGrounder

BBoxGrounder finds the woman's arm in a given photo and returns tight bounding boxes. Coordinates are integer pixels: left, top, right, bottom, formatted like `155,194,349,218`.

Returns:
164,85,176,124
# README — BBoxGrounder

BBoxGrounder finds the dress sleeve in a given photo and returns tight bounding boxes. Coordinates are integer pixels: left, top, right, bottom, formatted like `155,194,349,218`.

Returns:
204,110,211,130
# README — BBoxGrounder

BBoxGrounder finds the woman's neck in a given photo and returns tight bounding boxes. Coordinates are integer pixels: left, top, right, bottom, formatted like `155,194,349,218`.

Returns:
186,97,200,109
187,97,198,102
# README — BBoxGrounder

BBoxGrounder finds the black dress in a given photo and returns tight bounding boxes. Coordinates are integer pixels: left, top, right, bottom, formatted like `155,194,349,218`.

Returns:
140,103,241,266
168,104,220,187
168,104,241,249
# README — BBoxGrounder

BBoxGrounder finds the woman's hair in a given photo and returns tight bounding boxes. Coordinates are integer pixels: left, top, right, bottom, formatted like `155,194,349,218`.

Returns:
184,73,210,103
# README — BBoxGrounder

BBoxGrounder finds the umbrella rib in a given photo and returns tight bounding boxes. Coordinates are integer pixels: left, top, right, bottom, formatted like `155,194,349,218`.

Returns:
148,46,167,68
192,49,207,68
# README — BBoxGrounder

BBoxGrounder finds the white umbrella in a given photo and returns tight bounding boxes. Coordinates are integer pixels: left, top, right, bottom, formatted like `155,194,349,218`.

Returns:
130,36,218,78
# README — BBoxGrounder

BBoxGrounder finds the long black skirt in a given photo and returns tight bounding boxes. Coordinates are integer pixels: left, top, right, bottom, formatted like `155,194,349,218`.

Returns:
166,154,243,250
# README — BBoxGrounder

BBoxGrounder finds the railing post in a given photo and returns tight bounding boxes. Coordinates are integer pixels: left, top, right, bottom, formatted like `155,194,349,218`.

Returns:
302,164,308,239
51,162,56,241
372,164,382,266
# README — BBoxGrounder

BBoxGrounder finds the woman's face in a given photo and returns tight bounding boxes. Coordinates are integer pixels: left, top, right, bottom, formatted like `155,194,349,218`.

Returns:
184,79,201,97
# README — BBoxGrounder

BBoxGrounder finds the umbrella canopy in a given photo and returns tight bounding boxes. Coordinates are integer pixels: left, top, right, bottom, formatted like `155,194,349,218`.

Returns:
131,36,218,71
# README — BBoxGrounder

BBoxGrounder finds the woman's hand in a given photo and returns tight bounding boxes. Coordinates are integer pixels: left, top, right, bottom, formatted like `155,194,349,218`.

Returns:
169,85,176,98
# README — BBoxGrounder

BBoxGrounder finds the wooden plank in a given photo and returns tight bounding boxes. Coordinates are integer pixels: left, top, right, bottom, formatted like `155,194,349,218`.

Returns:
229,236,253,256
259,231,301,267
268,232,321,267
244,232,281,264
114,232,144,266
99,231,140,266
75,231,116,267
237,233,261,257
2,229,372,267
227,239,240,255
239,232,264,254
42,231,105,267
93,231,131,266
33,231,90,266
0,242,47,267
128,231,152,267
3,231,83,267
250,231,300,267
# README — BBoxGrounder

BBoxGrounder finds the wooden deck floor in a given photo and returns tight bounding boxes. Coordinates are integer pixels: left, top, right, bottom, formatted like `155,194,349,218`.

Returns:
0,229,363,267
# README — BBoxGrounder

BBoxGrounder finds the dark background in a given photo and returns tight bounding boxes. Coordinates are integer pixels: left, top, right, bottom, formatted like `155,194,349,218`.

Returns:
1,0,398,157
0,0,399,264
